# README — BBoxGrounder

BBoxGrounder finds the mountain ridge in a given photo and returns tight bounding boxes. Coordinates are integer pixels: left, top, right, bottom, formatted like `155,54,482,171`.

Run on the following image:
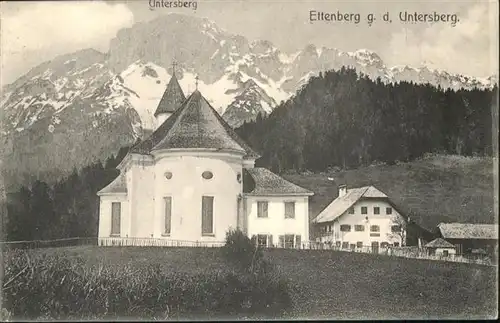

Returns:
1,13,497,190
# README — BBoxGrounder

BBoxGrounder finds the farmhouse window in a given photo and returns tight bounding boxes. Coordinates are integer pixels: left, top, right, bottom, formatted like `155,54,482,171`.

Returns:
350,244,356,250
257,201,268,218
164,196,172,235
340,224,351,232
356,241,363,248
386,207,392,215
391,225,401,233
348,207,355,214
284,201,295,218
373,207,380,214
361,207,368,214
370,225,380,232
111,202,121,236
354,225,365,232
284,234,295,248
201,196,214,235
342,242,349,249
335,241,341,248
443,250,449,257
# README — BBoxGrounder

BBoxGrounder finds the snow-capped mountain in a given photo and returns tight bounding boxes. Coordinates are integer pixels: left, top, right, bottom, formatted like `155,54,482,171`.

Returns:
222,79,277,128
0,13,497,189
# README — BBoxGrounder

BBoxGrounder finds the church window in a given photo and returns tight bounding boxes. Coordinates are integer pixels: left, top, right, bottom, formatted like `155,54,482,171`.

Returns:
202,171,213,179
284,201,295,218
257,201,268,218
111,202,121,236
201,196,214,235
164,172,173,179
164,197,172,235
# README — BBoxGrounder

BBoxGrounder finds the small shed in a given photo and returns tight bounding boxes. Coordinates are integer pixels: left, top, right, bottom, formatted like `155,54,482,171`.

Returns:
437,223,498,255
425,238,456,257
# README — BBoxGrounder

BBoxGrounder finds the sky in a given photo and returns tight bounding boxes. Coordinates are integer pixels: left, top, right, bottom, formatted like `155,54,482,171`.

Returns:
1,0,498,86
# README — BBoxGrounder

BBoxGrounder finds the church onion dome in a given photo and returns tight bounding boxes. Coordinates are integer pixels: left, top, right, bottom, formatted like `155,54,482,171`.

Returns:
154,72,186,116
131,90,260,159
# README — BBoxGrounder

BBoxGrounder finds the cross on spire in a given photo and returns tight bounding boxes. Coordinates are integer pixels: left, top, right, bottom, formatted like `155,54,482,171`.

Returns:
195,75,199,90
171,61,177,76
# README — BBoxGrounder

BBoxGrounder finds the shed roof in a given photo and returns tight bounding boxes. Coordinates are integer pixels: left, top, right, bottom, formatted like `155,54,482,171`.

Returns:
312,186,393,224
425,238,455,248
438,223,498,240
131,90,260,159
243,168,313,196
97,173,127,195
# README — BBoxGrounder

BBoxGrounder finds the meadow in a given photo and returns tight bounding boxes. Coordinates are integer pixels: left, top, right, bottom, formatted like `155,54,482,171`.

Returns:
2,245,497,320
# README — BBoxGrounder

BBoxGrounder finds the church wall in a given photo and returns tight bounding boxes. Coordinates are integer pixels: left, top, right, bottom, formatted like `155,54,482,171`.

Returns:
152,153,243,241
98,195,129,238
129,162,155,238
245,196,309,246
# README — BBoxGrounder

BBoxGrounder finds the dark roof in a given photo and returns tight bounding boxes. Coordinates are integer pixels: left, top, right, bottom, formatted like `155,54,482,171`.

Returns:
154,73,186,116
97,173,127,195
425,238,455,248
438,223,498,240
131,90,260,159
243,168,313,196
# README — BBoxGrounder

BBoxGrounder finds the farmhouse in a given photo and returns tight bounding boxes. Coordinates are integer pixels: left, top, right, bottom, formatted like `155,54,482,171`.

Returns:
97,68,313,247
436,223,498,256
312,184,407,251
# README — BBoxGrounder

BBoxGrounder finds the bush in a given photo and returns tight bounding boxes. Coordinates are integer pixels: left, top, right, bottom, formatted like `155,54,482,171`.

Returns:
2,248,291,320
222,229,264,273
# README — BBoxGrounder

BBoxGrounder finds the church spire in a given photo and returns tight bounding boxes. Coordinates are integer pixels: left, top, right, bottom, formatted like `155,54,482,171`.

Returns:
153,61,186,125
171,61,177,76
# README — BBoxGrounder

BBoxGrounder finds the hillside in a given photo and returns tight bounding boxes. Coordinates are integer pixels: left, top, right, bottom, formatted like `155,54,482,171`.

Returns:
238,68,495,173
282,154,496,234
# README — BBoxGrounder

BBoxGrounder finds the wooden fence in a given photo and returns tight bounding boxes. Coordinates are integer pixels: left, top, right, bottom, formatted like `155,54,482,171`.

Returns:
1,237,496,266
300,241,496,266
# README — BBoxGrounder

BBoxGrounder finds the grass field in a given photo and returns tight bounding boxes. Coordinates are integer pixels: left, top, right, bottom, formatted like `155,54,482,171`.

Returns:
3,246,497,320
282,154,496,231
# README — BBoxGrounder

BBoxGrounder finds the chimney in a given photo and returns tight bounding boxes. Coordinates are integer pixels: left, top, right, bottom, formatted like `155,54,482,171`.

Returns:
338,184,347,197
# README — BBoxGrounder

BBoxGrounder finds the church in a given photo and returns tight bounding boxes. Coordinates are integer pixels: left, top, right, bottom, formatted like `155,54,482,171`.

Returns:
97,66,313,248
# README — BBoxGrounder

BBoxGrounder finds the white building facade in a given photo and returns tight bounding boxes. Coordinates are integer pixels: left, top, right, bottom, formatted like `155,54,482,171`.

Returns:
97,73,313,247
313,185,407,251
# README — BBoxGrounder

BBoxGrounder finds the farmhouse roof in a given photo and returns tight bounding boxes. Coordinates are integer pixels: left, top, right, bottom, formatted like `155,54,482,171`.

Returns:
154,72,186,116
131,90,260,159
243,168,314,196
97,173,127,195
438,223,498,240
424,238,455,249
312,186,397,224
